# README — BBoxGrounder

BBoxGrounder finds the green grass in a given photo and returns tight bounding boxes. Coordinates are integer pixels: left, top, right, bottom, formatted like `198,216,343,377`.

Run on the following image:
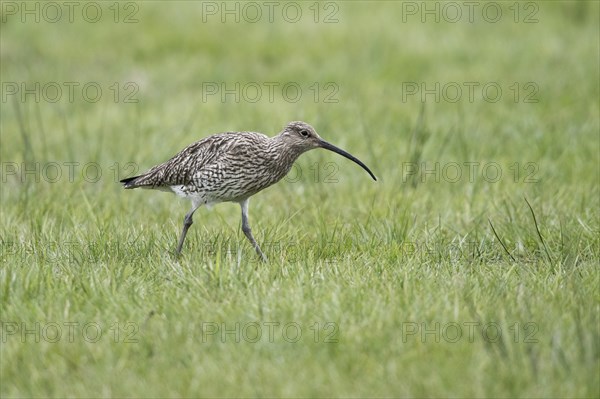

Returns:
1,1,599,397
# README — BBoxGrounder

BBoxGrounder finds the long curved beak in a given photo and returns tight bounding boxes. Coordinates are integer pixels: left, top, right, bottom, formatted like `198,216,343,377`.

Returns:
319,140,377,181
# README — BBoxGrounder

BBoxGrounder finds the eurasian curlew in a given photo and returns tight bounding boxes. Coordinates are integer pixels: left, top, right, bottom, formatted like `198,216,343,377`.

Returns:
120,121,376,260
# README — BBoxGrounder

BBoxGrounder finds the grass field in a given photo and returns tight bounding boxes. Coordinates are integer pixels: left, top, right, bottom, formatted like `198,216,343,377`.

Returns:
1,1,599,397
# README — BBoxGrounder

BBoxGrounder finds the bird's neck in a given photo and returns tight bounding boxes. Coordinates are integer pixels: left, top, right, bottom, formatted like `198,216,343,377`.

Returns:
270,134,304,170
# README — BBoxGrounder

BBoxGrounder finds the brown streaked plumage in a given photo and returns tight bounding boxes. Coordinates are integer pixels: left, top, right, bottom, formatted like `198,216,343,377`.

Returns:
120,121,376,260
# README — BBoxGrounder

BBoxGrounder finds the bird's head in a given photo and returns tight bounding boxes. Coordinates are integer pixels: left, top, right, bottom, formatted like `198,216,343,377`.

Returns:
279,121,323,151
279,121,377,181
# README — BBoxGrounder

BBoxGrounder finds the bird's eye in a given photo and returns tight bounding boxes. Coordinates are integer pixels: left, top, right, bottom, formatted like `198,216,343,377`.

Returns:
299,129,310,138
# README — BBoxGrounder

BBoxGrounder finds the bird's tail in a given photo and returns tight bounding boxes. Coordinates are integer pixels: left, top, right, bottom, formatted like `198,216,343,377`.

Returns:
120,175,142,189
120,174,156,189
120,164,166,189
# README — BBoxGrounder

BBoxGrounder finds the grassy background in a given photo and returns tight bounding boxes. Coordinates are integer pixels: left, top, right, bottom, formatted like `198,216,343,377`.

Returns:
1,1,599,397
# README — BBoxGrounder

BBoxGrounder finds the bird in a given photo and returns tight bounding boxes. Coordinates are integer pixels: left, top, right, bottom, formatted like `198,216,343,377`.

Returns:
120,121,376,261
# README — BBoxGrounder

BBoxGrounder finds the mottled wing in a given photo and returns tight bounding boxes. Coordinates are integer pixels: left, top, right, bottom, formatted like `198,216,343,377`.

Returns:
120,132,270,196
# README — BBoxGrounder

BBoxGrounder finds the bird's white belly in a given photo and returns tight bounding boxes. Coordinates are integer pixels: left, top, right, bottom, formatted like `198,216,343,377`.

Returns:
168,185,190,198
168,185,219,209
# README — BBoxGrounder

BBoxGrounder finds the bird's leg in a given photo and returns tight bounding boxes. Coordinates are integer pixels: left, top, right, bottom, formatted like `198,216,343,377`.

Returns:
176,202,201,256
240,199,267,262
